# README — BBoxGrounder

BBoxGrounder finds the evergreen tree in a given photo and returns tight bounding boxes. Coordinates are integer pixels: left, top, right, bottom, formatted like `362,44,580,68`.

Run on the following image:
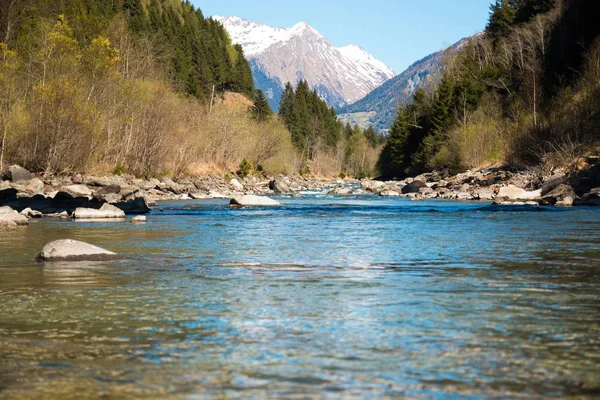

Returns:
251,89,272,122
486,0,517,40
377,107,412,179
431,74,456,134
364,126,378,147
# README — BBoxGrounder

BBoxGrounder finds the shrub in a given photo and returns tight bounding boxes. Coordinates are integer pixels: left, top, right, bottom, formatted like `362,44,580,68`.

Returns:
237,158,253,178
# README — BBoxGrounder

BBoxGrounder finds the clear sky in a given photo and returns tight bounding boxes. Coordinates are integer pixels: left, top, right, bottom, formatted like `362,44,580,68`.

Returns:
193,0,492,73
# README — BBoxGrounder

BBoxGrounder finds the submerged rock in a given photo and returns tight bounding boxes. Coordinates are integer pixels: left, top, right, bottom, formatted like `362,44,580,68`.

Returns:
37,239,120,262
401,180,427,194
230,195,281,207
131,215,147,223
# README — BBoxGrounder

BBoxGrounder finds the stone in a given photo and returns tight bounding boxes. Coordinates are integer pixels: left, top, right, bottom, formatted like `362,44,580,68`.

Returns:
36,239,120,262
477,188,495,200
209,191,227,199
329,187,353,195
2,165,35,182
401,180,427,194
0,220,17,228
64,184,93,198
131,215,147,223
540,184,578,206
73,203,126,219
269,179,290,193
360,180,385,193
230,178,244,191
457,192,473,200
20,208,42,218
0,206,29,225
380,190,400,197
497,185,541,201
577,188,600,206
230,195,281,207
114,197,151,214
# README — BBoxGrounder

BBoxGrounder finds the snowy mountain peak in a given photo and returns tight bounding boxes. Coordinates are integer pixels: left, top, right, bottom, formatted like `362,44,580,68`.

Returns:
215,15,396,108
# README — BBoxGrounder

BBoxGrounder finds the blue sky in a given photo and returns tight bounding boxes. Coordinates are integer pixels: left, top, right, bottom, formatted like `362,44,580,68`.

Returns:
193,0,492,73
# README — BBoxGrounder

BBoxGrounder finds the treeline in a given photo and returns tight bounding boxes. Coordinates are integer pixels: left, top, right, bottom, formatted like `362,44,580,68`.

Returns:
279,80,382,177
379,0,600,179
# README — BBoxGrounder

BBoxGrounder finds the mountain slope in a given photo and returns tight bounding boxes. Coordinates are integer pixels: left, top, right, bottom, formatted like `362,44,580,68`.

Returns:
339,36,474,131
215,16,395,110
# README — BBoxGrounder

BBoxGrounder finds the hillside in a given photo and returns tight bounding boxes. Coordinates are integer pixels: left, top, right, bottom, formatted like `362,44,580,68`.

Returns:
215,16,395,110
339,37,473,131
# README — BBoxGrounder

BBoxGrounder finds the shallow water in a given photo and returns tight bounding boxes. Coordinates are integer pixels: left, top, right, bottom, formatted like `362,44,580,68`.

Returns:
1,196,600,398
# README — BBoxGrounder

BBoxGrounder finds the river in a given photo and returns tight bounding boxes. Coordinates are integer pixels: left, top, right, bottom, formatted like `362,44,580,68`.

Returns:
1,196,599,398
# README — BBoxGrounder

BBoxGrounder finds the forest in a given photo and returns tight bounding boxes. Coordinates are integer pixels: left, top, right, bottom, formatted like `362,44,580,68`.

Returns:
378,0,600,179
0,0,380,178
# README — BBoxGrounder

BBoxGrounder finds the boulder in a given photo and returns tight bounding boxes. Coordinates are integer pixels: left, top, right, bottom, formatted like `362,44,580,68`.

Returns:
131,215,147,223
540,184,578,206
401,180,427,194
73,203,126,219
269,179,290,193
2,165,35,182
64,184,93,198
360,180,385,193
13,178,45,195
230,195,281,207
497,185,541,201
36,239,120,262
0,206,29,226
477,188,495,201
577,188,600,206
380,190,400,197
230,178,244,191
114,197,151,214
20,208,42,218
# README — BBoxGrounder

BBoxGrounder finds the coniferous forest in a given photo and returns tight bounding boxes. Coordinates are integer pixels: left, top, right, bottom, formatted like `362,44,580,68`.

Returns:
378,0,600,179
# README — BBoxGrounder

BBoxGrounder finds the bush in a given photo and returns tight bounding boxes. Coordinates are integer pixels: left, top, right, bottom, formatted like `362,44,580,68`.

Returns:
113,164,126,176
237,158,253,178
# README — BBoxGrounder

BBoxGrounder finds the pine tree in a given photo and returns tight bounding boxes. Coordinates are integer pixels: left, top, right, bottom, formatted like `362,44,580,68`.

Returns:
377,107,412,179
278,82,295,126
486,0,517,40
251,89,272,122
431,74,456,134
364,126,378,147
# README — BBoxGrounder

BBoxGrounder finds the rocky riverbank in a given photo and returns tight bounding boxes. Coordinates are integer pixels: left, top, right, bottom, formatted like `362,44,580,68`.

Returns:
1,162,599,228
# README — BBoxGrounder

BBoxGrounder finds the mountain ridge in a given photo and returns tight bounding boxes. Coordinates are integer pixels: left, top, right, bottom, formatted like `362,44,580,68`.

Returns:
214,16,396,110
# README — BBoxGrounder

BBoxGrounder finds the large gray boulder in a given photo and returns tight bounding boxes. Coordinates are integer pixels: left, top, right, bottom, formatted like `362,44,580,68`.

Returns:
230,195,281,207
73,203,126,219
2,165,35,182
541,184,578,206
401,180,427,194
64,184,93,198
37,239,120,262
0,206,29,226
269,179,290,193
230,178,244,191
577,188,600,206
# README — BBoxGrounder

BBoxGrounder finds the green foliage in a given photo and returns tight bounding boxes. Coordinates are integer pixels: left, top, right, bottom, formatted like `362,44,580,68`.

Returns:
237,158,253,178
250,89,272,122
113,164,126,176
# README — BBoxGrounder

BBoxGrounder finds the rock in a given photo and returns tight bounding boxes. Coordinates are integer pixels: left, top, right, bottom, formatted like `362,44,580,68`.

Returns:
0,206,29,226
2,165,35,182
401,180,427,194
114,197,151,214
44,211,70,219
541,174,567,196
209,191,227,199
71,174,83,184
577,188,600,206
497,185,541,201
73,203,126,219
0,188,18,200
230,195,281,207
477,188,495,200
380,190,400,197
64,184,93,198
360,180,385,193
0,220,17,228
457,192,473,200
13,178,45,195
540,184,578,206
269,179,290,193
131,215,147,223
36,239,120,262
20,208,42,218
329,187,353,195
189,193,208,200
230,178,244,191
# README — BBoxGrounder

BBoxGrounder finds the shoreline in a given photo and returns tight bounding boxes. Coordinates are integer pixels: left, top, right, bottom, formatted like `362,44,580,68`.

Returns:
1,163,599,227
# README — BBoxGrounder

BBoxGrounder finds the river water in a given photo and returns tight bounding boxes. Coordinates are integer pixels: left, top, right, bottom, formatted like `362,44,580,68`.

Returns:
1,195,599,398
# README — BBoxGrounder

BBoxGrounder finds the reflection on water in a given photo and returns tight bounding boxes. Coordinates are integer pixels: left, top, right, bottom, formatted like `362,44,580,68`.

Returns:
1,197,600,398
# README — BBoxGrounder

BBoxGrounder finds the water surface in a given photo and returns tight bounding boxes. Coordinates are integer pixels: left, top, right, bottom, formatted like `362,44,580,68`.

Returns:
1,196,599,398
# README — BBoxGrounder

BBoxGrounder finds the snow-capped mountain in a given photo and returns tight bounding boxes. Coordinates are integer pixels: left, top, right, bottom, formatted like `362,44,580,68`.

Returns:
214,16,396,109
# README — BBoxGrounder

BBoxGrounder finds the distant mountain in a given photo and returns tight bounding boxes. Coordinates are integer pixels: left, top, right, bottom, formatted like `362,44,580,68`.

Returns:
214,16,396,110
338,36,475,132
